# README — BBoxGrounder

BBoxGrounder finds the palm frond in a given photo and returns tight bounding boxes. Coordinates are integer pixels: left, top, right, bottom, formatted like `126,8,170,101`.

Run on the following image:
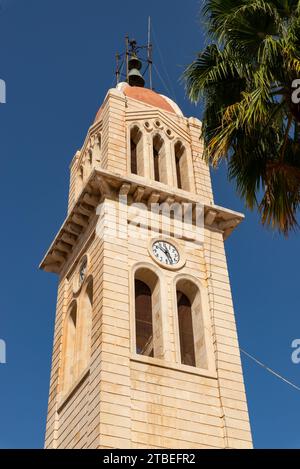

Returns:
184,0,300,234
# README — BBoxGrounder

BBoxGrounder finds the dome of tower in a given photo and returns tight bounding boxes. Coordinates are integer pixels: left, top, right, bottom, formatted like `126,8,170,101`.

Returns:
121,83,182,115
93,83,183,123
119,82,183,116
124,85,175,113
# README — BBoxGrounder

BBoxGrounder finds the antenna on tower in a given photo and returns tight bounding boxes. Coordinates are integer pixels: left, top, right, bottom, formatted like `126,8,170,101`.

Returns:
147,16,153,90
115,22,153,90
125,34,129,84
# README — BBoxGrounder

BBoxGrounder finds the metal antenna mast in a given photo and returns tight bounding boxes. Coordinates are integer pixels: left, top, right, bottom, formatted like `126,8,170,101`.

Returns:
125,35,129,83
147,16,153,90
115,52,120,85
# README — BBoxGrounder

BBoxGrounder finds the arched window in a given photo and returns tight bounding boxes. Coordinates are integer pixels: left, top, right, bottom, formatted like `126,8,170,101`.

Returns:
177,291,196,366
77,279,93,373
76,164,84,197
134,268,163,358
176,279,207,369
94,134,102,162
63,302,78,391
88,149,92,166
174,141,189,191
153,134,167,184
135,280,153,356
130,126,143,175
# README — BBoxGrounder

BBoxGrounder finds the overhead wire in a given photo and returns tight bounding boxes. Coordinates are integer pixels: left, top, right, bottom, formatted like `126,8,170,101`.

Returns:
240,348,300,392
151,25,178,102
153,63,174,99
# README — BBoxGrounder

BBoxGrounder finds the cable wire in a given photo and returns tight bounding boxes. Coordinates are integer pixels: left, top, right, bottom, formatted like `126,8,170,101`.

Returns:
240,348,300,392
151,25,178,102
153,63,174,98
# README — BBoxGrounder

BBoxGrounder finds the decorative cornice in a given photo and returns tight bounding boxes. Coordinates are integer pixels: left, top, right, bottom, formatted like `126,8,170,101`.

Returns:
39,169,244,274
39,172,102,274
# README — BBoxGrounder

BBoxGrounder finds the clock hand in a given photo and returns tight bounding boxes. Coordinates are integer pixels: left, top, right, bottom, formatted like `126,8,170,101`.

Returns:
157,245,168,259
158,245,172,263
165,249,172,263
158,245,167,255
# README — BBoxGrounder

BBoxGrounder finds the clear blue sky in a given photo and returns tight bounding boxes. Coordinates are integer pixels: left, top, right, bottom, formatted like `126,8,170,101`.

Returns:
0,0,299,449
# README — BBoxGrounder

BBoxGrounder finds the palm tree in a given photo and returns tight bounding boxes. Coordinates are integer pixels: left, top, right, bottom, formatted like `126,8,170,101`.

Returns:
184,0,300,234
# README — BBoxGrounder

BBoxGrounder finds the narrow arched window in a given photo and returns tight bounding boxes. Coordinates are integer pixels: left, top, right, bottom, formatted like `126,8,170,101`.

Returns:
177,291,196,366
93,134,102,163
76,165,84,197
174,142,189,191
135,279,153,356
134,268,163,359
176,279,208,369
78,279,93,373
63,302,77,391
153,134,167,184
130,126,143,175
153,138,160,182
88,149,92,166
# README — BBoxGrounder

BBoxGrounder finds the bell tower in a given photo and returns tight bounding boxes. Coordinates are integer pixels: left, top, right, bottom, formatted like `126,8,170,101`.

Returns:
41,42,252,449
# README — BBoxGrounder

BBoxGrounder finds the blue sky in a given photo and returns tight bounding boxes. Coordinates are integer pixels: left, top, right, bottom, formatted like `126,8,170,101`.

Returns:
0,0,299,449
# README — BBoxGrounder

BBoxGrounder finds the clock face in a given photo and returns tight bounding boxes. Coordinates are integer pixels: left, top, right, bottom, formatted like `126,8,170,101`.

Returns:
152,240,180,266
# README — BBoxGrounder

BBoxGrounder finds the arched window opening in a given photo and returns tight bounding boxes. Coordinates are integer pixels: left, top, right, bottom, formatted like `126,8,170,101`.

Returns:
88,149,92,166
135,280,153,356
93,134,102,163
177,291,196,366
153,139,160,182
76,164,84,195
78,279,93,373
176,279,208,369
174,142,189,191
130,126,143,175
79,165,84,180
63,302,77,392
153,134,167,184
134,268,163,359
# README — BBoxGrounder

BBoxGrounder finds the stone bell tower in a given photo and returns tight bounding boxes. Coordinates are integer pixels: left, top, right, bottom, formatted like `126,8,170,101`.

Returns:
41,45,252,449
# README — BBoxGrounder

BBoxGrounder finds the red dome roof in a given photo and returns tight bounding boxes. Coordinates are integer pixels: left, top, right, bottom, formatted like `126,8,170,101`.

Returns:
94,84,177,123
123,85,176,114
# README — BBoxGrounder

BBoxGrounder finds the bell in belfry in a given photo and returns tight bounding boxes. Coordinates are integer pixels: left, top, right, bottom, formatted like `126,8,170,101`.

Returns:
128,54,145,87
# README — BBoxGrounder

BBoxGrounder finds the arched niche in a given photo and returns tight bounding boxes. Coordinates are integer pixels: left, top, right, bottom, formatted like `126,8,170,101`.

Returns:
63,301,78,392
